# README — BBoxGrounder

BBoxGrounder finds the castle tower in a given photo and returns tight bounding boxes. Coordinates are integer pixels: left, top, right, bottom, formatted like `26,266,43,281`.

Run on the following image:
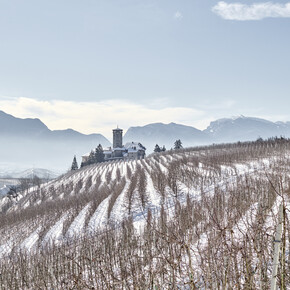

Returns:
113,127,123,148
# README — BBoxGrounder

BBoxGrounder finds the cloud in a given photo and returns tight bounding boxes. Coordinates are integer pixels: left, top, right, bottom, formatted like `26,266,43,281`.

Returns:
0,97,206,139
174,11,183,20
212,1,290,20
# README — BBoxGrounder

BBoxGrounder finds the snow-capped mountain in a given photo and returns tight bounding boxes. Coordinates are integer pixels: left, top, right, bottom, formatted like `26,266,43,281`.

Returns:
204,116,289,142
4,168,60,179
124,116,290,152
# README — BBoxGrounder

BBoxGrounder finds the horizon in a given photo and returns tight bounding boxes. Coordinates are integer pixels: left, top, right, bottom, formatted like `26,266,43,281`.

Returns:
0,1,290,138
1,1,290,284
1,107,290,142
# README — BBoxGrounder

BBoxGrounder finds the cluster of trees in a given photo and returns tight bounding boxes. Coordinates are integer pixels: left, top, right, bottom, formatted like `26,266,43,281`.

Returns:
154,139,183,153
154,144,166,153
80,144,105,168
71,144,105,170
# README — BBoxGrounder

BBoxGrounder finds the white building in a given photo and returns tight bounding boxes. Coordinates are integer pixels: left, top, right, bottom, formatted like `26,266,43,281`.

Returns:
123,142,146,160
82,127,146,164
105,127,146,160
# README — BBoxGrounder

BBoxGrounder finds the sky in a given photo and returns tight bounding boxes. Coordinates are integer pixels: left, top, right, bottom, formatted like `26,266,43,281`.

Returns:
0,0,290,139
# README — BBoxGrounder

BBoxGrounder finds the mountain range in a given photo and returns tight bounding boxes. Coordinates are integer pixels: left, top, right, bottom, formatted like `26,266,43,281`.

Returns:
204,116,290,142
124,122,210,151
1,110,290,173
125,116,290,152
0,110,110,173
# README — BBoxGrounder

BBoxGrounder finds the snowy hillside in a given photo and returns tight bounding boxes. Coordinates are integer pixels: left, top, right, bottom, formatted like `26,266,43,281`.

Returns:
0,168,60,179
1,138,290,288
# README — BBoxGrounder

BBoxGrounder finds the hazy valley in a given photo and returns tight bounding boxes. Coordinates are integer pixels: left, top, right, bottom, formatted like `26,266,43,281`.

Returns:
2,110,290,174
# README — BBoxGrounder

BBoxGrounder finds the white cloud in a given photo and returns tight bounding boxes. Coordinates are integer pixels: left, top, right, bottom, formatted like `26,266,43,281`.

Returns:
0,97,206,140
174,11,183,20
212,1,290,20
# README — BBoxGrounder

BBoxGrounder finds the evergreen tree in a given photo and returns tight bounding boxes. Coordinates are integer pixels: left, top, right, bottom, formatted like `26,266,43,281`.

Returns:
95,144,105,163
161,145,166,152
71,155,78,170
138,143,146,151
154,144,161,153
88,150,95,164
174,139,183,150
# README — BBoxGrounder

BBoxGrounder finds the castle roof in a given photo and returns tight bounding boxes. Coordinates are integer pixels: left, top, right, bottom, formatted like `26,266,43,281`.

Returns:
124,142,146,152
113,147,126,151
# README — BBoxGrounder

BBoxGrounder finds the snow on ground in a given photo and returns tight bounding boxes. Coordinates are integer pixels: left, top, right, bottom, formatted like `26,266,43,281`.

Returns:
263,195,283,232
128,161,135,172
130,173,163,232
0,185,11,197
110,162,117,181
233,158,271,175
100,166,109,183
87,197,110,234
20,226,42,252
2,149,289,265
159,155,167,164
119,160,126,176
230,202,259,242
109,181,130,224
0,194,12,210
145,173,161,208
191,232,209,258
157,161,168,174
42,213,68,247
0,239,13,258
66,203,91,239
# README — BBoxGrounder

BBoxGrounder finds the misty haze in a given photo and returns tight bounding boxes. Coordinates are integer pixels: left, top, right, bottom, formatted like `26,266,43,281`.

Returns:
1,0,290,289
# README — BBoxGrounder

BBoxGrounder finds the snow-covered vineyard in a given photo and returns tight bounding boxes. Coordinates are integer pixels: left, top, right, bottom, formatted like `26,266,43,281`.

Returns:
1,138,290,288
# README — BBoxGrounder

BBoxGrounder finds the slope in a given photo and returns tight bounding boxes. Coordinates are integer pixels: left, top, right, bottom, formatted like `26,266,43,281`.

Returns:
0,138,290,288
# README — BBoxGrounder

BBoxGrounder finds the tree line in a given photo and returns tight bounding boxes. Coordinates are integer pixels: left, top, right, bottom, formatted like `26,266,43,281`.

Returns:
71,144,105,170
154,139,183,153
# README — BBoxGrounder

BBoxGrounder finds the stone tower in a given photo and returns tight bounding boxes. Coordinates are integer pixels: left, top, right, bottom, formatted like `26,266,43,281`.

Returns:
113,127,123,148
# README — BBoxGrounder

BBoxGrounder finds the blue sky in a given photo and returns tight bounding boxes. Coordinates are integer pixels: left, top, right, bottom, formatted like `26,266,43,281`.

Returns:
0,0,290,138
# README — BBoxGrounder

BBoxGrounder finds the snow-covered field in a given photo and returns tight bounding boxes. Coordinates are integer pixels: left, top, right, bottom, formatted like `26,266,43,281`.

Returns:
1,139,290,288
0,144,288,253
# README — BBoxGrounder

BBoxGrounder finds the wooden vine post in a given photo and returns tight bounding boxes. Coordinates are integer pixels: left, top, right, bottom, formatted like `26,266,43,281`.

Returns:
270,203,283,290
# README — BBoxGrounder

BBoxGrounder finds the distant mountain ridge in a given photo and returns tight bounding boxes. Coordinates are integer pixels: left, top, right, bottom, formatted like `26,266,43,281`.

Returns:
125,116,290,152
0,111,107,141
204,116,290,142
1,110,290,172
0,110,110,172
124,122,210,152
0,168,60,179
0,110,48,136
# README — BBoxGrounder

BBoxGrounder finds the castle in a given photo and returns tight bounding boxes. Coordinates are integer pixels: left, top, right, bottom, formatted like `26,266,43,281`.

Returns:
82,127,146,164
